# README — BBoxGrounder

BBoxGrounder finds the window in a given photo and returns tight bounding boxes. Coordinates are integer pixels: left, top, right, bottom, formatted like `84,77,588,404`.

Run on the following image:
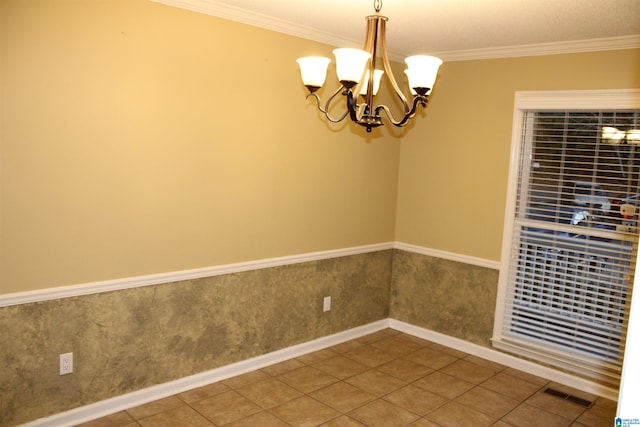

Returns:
493,90,640,386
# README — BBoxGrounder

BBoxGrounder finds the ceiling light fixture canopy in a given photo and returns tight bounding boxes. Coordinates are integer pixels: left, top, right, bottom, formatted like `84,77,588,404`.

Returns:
296,0,442,133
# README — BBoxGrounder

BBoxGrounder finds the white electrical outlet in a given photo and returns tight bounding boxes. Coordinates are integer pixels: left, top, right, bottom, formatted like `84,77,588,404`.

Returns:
323,296,331,312
59,352,73,375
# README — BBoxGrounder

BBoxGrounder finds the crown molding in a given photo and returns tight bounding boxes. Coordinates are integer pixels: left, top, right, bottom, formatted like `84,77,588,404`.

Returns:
151,0,639,62
434,35,640,62
150,0,363,52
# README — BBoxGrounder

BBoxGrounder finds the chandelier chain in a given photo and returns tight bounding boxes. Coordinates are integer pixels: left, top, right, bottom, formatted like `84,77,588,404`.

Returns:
374,0,382,13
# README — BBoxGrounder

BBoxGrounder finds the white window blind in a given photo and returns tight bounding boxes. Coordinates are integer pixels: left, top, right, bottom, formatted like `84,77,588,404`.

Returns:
494,97,640,384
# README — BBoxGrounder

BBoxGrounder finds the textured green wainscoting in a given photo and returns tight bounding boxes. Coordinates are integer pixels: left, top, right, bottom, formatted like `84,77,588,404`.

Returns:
390,250,499,348
0,250,392,426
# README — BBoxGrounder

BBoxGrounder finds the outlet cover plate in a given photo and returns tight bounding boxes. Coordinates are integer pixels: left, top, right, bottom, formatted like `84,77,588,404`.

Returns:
60,352,73,375
323,296,331,312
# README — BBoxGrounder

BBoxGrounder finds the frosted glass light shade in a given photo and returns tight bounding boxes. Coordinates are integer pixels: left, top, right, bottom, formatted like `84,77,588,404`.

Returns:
360,69,384,96
333,48,371,87
296,56,331,90
404,70,428,96
404,55,443,91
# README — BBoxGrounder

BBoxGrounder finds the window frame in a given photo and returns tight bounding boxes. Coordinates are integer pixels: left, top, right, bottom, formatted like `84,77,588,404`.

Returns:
492,89,640,383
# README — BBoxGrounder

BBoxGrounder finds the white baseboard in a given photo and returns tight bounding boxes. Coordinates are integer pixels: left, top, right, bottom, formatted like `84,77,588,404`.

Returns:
23,320,390,427
24,318,619,426
388,319,619,401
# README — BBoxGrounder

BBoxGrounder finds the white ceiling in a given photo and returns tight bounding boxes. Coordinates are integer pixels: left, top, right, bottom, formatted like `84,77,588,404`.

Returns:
154,0,640,60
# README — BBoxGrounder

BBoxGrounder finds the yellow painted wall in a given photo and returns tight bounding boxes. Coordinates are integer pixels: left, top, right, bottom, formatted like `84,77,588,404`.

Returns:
396,49,640,261
2,0,639,294
0,0,401,294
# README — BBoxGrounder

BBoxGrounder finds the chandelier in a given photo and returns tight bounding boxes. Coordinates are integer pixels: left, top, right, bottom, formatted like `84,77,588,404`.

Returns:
296,0,442,133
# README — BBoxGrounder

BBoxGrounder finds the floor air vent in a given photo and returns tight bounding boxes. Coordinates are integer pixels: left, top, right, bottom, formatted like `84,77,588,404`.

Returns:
542,387,594,408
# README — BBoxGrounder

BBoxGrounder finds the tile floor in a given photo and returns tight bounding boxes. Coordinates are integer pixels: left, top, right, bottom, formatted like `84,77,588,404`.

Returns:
76,329,617,427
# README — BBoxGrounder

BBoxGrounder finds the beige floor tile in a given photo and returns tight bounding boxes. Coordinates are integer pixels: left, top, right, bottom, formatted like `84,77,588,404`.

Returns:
502,367,549,386
342,344,397,367
327,339,366,354
356,330,393,344
320,415,367,426
574,397,618,426
377,357,434,382
383,384,448,416
369,336,425,355
86,422,135,427
223,410,290,427
73,411,137,427
237,377,302,409
349,399,420,427
546,382,598,403
427,343,468,359
261,358,306,376
222,369,271,389
312,355,369,379
126,396,184,420
74,332,621,427
462,354,506,372
440,359,498,384
177,381,231,403
137,405,212,426
296,348,337,364
425,401,496,427
404,347,459,370
455,385,520,418
413,371,475,400
277,365,340,393
344,369,406,397
408,418,443,427
190,390,262,425
525,390,588,419
271,396,341,426
310,381,375,413
392,332,433,346
502,403,573,427
480,372,543,401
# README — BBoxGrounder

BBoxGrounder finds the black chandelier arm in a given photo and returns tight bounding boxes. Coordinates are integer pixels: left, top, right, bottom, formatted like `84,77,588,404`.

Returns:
345,89,363,123
305,87,349,123
375,95,428,127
